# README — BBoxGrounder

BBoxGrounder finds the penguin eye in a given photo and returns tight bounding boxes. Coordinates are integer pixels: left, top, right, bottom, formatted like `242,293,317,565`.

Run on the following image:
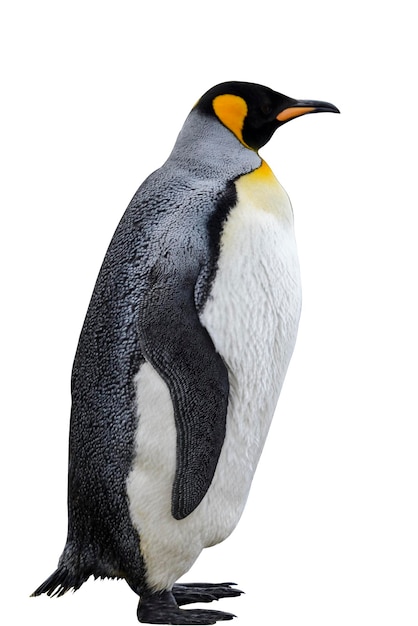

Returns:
260,102,273,117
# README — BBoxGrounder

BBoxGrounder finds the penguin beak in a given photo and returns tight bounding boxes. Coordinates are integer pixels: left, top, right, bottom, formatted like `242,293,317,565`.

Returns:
276,99,340,123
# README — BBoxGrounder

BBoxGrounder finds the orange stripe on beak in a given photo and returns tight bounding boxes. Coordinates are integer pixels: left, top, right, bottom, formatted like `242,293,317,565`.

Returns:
276,106,316,122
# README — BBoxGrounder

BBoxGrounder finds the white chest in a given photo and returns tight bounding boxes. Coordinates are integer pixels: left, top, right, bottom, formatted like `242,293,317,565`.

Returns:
200,165,302,481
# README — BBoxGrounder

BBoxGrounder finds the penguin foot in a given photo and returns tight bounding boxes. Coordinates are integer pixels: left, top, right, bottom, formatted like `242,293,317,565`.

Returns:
137,590,236,624
172,582,243,606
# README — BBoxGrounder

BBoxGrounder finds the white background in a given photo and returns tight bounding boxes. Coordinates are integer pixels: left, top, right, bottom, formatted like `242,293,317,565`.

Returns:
1,1,417,625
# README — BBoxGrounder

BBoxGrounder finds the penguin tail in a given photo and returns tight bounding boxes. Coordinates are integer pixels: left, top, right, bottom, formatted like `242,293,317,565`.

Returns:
31,565,88,598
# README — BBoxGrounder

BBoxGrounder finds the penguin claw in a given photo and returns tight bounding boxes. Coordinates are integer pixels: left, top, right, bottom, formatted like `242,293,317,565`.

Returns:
172,582,243,606
138,607,235,625
137,588,238,624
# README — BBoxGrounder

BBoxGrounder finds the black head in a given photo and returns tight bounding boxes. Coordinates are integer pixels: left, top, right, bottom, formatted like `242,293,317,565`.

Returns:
195,81,340,151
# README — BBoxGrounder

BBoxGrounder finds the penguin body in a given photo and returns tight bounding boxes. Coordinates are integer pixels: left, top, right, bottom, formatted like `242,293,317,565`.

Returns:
127,156,301,592
33,82,339,624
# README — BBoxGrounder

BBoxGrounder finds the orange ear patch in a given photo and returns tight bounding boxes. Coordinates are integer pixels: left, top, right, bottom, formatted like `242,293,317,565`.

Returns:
212,94,248,144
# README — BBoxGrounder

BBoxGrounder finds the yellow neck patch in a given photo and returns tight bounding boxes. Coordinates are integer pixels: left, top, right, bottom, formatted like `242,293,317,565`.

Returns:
235,159,293,220
212,94,249,146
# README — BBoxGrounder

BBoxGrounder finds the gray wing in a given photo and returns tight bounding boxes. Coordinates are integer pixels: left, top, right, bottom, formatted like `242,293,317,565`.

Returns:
138,232,229,520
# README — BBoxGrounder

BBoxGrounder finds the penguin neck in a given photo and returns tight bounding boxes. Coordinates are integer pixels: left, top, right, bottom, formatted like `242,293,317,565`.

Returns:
168,109,261,181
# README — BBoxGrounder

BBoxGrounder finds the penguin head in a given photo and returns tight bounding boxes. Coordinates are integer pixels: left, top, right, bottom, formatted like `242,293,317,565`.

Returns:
195,81,340,151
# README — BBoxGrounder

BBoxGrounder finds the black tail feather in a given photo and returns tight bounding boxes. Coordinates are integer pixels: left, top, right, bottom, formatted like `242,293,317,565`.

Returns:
31,566,88,598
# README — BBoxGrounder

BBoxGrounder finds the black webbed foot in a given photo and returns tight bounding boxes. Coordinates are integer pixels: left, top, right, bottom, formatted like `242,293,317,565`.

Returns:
137,589,236,624
172,582,243,606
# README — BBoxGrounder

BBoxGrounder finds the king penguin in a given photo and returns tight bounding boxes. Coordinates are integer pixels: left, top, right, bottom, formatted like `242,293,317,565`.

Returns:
32,81,339,624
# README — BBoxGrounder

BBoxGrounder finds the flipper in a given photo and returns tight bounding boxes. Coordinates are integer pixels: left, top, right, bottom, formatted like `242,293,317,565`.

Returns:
139,256,229,520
